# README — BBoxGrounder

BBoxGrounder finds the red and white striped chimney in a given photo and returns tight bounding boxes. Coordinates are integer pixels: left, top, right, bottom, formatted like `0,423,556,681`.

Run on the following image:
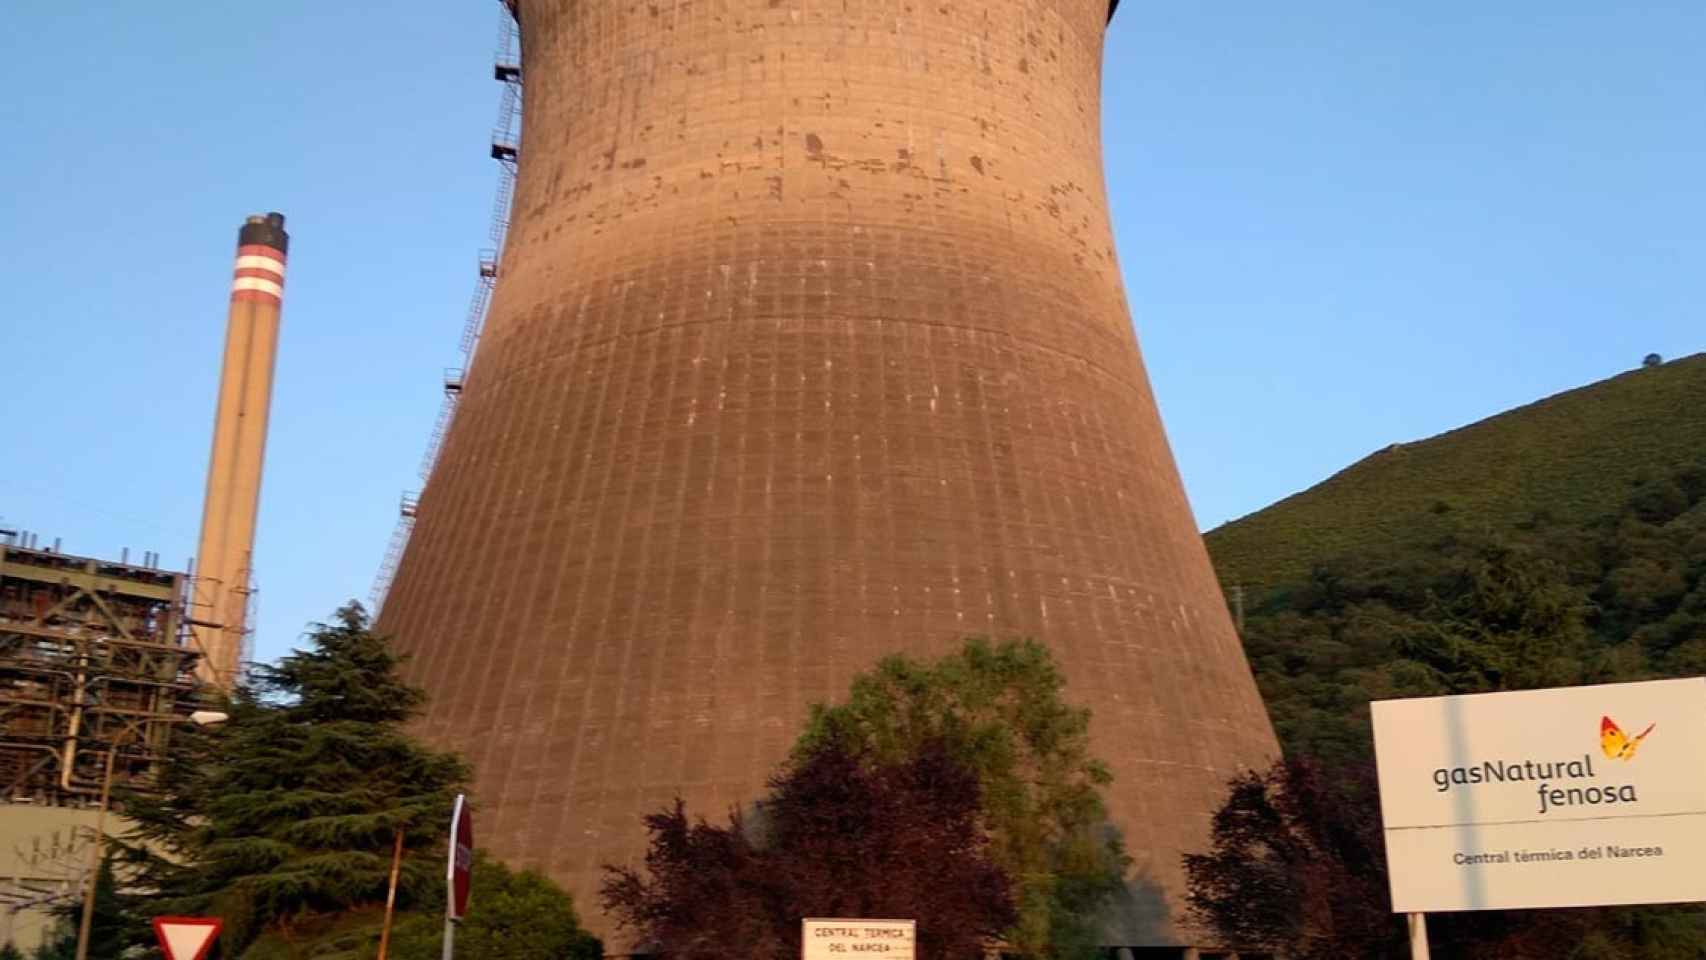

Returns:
194,212,288,688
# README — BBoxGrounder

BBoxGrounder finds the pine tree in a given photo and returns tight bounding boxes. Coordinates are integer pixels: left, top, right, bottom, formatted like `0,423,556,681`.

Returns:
31,856,127,960
118,602,468,953
24,926,70,960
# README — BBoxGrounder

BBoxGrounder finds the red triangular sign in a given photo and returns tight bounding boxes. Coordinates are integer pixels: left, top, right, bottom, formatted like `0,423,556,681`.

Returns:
153,916,221,960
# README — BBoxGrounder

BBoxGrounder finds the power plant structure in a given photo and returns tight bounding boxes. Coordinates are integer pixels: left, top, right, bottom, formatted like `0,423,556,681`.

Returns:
0,532,203,948
0,534,201,807
377,1,1277,948
192,213,289,689
1,212,286,948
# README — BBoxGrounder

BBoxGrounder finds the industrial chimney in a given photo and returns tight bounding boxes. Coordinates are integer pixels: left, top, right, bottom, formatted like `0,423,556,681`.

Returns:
379,3,1276,948
193,212,287,689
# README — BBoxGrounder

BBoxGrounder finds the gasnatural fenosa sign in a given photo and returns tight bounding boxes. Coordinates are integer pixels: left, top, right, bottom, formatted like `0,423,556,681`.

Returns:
1372,677,1706,912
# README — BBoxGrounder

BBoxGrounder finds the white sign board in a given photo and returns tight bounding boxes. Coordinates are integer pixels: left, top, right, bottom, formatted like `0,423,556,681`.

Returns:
1372,677,1706,913
802,919,915,960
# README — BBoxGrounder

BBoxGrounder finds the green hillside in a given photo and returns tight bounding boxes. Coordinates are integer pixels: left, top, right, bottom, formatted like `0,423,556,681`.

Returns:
1206,353,1706,591
1199,356,1706,954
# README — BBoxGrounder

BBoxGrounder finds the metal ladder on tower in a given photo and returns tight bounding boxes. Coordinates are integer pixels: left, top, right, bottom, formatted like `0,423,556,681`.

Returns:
369,0,523,615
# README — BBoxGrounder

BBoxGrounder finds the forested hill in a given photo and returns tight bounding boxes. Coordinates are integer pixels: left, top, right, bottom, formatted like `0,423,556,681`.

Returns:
1188,353,1706,960
1202,353,1706,767
1206,353,1706,592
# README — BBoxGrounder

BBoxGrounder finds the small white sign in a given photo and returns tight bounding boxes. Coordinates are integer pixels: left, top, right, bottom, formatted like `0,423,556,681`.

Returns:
802,919,916,960
1372,677,1706,913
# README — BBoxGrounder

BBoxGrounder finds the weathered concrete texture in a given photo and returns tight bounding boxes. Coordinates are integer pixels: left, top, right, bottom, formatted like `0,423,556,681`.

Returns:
379,0,1277,945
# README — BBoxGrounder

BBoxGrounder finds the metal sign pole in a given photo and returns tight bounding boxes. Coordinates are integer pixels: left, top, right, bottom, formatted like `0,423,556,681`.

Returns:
1408,912,1431,959
443,793,471,960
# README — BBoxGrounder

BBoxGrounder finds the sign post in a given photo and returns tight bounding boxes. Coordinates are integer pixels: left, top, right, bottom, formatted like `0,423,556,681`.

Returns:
1407,912,1430,960
1371,677,1706,958
152,917,221,960
801,918,915,960
444,794,474,960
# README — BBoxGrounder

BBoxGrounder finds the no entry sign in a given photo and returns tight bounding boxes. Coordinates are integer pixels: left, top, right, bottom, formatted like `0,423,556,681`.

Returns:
447,793,474,919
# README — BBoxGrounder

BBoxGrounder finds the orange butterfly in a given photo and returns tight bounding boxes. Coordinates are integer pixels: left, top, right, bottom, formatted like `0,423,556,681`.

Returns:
1600,715,1656,761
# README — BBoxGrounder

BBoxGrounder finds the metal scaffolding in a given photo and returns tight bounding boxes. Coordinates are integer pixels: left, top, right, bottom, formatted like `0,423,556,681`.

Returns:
0,543,201,806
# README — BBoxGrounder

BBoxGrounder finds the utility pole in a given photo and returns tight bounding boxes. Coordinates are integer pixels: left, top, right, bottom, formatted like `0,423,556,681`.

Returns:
378,828,406,960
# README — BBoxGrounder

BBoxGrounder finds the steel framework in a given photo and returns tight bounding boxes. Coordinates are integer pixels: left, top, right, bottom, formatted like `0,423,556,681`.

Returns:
0,544,201,806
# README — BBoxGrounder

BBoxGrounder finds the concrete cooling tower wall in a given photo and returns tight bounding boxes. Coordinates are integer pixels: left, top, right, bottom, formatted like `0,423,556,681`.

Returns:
378,0,1277,946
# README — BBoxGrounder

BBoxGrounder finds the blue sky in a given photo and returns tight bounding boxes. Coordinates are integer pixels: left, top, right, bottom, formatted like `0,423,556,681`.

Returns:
2,1,1700,666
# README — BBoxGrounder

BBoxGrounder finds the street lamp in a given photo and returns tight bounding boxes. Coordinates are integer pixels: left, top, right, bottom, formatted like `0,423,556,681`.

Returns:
74,710,228,960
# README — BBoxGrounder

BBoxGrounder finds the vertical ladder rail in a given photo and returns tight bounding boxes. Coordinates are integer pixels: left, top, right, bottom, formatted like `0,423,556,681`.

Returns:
370,0,521,615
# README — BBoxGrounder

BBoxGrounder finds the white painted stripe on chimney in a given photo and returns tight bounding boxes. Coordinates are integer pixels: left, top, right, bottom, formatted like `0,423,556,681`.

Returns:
235,255,287,274
232,277,284,297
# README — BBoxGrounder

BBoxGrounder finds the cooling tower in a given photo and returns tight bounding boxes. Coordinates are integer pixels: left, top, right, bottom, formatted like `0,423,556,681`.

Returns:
379,0,1276,945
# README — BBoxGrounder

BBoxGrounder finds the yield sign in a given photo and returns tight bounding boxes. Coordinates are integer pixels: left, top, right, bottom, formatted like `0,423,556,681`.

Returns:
153,916,221,960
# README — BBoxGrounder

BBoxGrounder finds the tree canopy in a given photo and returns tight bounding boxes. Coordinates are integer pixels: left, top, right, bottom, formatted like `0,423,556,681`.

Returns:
1191,459,1706,954
1184,758,1396,959
794,638,1126,960
602,735,1013,960
1239,459,1706,767
235,856,601,960
414,858,601,960
1186,755,1706,959
117,603,470,954
27,857,124,960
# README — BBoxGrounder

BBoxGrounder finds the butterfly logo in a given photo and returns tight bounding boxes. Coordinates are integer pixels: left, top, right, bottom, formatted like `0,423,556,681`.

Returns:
1600,715,1656,761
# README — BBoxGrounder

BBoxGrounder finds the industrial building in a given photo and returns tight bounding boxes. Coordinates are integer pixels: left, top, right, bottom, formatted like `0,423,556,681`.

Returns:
0,534,203,947
1,207,287,950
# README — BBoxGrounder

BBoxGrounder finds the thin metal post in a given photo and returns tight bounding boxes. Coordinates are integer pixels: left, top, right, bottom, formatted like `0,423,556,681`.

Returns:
442,916,456,960
73,747,118,960
1409,912,1431,959
377,828,405,960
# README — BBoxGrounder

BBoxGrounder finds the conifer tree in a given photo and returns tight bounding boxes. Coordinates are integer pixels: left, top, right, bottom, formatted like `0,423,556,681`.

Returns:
118,603,468,953
32,856,126,960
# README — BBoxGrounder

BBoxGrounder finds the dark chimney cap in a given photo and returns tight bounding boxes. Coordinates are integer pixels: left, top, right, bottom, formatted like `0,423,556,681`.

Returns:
237,211,289,255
